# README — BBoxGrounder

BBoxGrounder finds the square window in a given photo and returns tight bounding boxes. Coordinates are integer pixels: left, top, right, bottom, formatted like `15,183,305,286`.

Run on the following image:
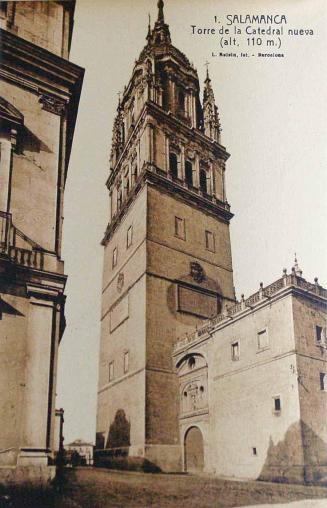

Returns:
109,361,114,382
127,226,133,248
231,341,239,361
124,351,129,374
320,372,326,391
205,230,215,252
175,217,185,240
258,329,269,350
274,396,281,413
112,247,118,268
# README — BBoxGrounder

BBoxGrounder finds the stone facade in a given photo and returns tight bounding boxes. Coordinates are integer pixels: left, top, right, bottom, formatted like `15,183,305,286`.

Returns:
96,0,235,471
0,1,83,484
173,271,327,484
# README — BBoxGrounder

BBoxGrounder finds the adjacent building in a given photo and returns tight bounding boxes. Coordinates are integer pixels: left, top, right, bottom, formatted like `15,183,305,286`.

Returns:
65,439,94,466
0,1,83,483
96,0,327,484
173,265,327,483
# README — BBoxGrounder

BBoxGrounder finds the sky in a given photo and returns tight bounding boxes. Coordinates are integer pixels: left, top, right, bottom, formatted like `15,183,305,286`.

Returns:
57,0,327,444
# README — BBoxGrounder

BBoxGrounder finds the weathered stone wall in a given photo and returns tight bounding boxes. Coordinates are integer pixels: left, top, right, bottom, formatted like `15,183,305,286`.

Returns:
1,81,61,252
293,295,327,483
98,187,148,451
176,295,308,481
0,294,29,466
10,2,66,57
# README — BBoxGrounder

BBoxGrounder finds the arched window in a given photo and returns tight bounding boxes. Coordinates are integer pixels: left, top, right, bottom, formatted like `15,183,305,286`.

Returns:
117,187,122,209
169,152,178,179
199,168,208,194
178,90,185,113
185,160,193,187
132,161,138,183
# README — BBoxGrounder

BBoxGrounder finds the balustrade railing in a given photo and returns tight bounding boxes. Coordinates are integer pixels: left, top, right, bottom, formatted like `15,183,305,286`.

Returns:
0,211,45,270
173,272,327,352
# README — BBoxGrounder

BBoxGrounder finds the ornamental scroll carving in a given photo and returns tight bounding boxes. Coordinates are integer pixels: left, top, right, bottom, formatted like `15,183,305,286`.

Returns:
38,94,67,116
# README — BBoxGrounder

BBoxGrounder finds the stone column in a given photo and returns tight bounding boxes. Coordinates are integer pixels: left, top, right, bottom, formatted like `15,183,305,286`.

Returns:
0,137,12,213
18,286,59,467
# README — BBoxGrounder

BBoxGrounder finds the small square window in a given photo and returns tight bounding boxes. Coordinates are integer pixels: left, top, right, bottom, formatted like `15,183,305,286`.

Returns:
231,341,239,361
258,329,269,350
124,351,129,374
127,226,133,248
252,447,257,456
112,247,118,268
175,217,185,240
109,361,114,382
320,372,326,391
205,230,215,252
273,396,281,413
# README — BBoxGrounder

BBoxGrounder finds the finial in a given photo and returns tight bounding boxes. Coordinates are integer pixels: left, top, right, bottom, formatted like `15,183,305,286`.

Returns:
205,61,210,81
292,253,303,277
157,0,164,23
147,13,151,38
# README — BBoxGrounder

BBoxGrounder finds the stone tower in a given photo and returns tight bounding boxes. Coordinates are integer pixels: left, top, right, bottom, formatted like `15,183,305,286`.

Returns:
0,1,83,483
96,0,235,471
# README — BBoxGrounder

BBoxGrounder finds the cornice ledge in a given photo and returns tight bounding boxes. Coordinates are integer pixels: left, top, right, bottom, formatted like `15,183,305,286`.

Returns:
26,282,65,301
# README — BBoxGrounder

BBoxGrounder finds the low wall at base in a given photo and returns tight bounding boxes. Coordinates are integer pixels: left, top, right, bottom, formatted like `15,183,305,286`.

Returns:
0,465,56,486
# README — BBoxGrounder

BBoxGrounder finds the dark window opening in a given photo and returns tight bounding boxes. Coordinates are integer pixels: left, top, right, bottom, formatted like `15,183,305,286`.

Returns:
0,2,8,17
183,391,188,397
188,357,195,369
117,189,122,209
199,168,208,194
252,447,257,456
132,163,138,183
274,397,281,412
185,160,193,187
169,152,178,179
320,372,326,391
316,325,323,342
231,341,239,361
200,386,204,393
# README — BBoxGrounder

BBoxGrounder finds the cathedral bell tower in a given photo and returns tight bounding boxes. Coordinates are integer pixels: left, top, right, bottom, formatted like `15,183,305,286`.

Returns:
96,0,235,471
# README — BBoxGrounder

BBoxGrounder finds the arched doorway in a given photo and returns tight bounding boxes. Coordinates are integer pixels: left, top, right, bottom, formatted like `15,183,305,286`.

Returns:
184,426,204,472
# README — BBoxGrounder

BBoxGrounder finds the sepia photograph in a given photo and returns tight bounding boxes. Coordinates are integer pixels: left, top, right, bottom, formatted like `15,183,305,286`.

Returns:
0,0,326,506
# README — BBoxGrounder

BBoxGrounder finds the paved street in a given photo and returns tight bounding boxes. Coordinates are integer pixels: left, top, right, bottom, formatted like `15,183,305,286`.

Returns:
60,468,327,508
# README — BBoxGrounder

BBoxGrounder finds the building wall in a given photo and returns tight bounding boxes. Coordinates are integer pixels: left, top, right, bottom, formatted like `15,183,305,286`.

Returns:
0,294,29,466
0,0,83,483
1,1,70,57
210,295,304,482
174,288,327,484
97,187,148,450
293,295,327,482
1,81,61,253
